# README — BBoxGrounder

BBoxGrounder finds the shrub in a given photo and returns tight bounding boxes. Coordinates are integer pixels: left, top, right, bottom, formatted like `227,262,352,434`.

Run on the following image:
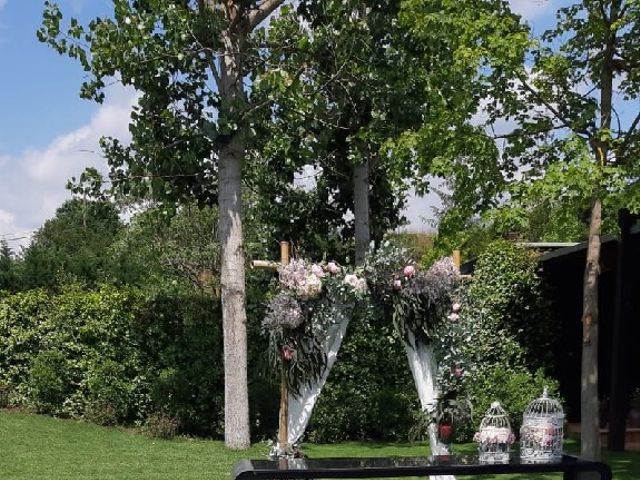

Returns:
306,313,418,443
28,349,72,414
467,240,559,373
84,403,119,426
0,382,11,408
457,367,560,441
85,359,132,424
143,412,179,439
446,240,563,441
0,285,228,436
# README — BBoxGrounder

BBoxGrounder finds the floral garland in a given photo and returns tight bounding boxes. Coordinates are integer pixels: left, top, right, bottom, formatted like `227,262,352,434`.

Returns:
262,259,367,396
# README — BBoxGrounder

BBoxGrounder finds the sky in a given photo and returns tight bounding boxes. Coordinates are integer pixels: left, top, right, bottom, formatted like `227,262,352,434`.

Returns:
0,0,569,247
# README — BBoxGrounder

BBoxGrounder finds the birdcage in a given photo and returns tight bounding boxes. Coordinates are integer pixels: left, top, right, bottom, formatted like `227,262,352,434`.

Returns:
520,387,564,463
474,401,515,464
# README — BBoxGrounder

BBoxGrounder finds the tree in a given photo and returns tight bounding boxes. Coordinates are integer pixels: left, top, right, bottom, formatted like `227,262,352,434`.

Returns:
244,2,409,263
477,0,639,460
250,0,524,265
107,205,221,295
40,0,287,448
21,199,122,289
0,240,18,292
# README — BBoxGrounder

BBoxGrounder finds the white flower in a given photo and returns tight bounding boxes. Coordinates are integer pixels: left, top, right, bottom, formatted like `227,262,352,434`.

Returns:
124,16,132,25
300,273,322,299
355,278,368,294
343,274,359,288
447,313,460,322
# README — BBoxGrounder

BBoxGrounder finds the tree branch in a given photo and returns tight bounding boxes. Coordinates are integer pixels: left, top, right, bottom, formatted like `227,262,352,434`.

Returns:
619,109,640,153
518,74,591,138
247,0,286,31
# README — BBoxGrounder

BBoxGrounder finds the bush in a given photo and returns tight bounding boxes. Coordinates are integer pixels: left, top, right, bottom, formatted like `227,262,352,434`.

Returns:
457,367,560,441
0,382,11,408
28,349,72,414
448,240,563,441
0,285,227,436
306,313,418,443
143,412,179,439
467,240,559,373
85,359,132,424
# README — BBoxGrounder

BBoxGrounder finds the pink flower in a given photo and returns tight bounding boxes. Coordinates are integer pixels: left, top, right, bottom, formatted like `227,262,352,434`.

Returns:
447,313,459,322
403,265,416,278
452,302,461,313
282,345,294,361
327,262,339,274
310,264,325,277
453,366,463,378
393,279,402,291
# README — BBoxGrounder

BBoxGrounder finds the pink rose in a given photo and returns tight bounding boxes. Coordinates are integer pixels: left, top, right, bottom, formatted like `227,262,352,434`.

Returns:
403,265,416,278
452,302,461,313
393,279,402,291
310,264,325,277
447,313,459,322
327,262,339,274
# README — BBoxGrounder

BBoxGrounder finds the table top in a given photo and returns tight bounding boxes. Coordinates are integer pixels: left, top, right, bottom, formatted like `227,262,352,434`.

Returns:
233,454,612,479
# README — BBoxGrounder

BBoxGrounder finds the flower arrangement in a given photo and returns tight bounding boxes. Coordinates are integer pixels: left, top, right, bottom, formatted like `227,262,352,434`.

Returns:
262,258,367,395
474,402,515,463
364,240,460,345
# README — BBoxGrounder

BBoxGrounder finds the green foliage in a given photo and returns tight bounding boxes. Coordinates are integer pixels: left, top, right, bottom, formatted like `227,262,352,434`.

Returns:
143,412,180,440
306,314,418,442
467,241,559,372
461,367,560,441
28,349,72,414
0,285,226,435
442,240,561,441
0,240,18,292
21,199,122,290
107,205,221,295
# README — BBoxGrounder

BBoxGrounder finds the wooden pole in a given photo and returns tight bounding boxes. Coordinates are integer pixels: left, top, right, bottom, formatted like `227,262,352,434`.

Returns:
452,250,461,269
278,241,290,450
280,241,290,265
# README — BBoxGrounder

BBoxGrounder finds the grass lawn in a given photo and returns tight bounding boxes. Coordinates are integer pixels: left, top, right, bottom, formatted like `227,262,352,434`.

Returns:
1,410,638,479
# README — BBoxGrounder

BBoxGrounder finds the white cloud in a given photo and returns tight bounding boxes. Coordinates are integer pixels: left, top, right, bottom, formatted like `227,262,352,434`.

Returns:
401,187,441,233
508,0,552,21
0,85,138,249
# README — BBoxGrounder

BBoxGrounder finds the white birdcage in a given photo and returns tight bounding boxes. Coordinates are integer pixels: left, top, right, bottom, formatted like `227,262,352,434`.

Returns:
474,401,515,464
520,387,564,463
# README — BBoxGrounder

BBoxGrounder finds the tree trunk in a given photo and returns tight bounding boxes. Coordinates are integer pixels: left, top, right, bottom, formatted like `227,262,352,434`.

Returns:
580,1,618,460
353,160,370,266
218,27,250,449
580,197,602,460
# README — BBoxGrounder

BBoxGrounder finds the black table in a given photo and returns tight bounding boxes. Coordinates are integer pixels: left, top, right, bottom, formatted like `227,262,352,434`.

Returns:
232,454,612,479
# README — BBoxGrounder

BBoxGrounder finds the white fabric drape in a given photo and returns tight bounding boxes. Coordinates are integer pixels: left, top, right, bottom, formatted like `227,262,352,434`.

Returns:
286,311,351,445
403,329,455,480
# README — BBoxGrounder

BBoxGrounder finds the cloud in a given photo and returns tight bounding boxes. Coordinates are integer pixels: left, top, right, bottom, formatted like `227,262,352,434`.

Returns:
508,0,553,21
0,85,138,249
0,0,7,11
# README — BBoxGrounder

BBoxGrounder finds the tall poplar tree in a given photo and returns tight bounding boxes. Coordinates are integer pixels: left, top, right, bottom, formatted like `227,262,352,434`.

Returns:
39,0,286,448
